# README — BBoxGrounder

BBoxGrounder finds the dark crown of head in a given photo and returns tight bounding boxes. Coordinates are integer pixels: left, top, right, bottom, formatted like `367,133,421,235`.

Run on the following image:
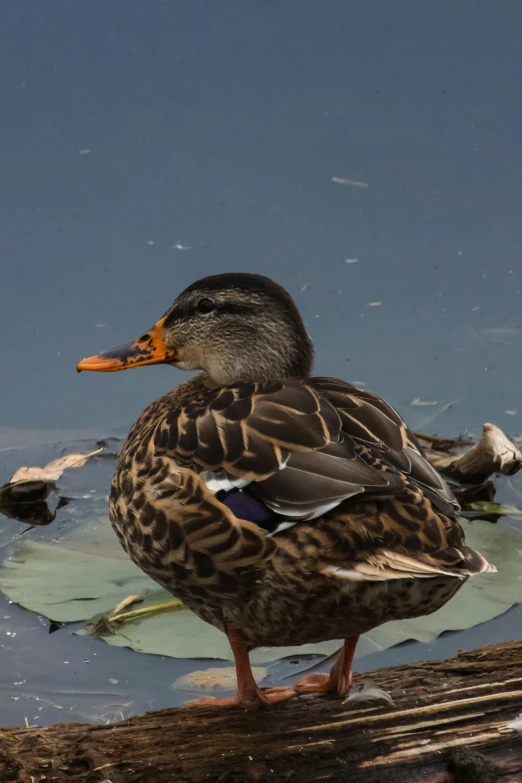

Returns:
183,273,293,304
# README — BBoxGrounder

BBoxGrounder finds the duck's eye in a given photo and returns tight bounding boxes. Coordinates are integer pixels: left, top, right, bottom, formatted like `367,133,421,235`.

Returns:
196,298,216,314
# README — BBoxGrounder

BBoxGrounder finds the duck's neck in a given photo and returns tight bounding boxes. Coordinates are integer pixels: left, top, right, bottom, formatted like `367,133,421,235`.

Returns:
203,336,314,387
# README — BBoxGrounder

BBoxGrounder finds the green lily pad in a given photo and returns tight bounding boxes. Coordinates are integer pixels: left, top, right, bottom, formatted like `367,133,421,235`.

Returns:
81,587,344,663
0,519,521,663
0,541,153,621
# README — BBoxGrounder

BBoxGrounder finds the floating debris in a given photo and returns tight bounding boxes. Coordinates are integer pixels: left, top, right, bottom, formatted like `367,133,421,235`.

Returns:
344,258,359,264
331,177,369,188
410,398,439,407
0,449,102,526
10,448,103,483
367,302,382,307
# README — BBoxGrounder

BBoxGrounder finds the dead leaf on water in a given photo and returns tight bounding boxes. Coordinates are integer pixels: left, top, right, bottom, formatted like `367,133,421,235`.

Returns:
10,447,103,483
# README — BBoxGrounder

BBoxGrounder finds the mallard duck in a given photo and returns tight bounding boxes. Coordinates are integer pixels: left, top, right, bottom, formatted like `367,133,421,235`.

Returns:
77,273,494,710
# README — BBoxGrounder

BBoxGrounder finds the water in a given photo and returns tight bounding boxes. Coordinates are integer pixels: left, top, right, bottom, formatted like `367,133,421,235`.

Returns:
1,0,522,726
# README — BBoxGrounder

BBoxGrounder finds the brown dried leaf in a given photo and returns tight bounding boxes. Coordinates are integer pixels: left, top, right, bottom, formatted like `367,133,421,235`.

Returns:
10,448,103,483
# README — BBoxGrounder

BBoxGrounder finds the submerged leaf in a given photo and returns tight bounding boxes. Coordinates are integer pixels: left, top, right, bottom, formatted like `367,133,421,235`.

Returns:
173,666,267,692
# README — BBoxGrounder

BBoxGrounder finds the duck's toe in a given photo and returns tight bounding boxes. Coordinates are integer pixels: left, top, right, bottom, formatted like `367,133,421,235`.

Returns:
293,671,352,697
260,685,298,704
185,684,296,711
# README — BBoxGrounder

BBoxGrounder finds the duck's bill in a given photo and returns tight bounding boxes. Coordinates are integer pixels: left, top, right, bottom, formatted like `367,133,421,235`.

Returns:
76,317,177,372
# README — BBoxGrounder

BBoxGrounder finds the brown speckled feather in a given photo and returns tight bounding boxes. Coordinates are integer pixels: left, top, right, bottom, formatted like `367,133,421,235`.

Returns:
148,375,459,519
110,373,493,630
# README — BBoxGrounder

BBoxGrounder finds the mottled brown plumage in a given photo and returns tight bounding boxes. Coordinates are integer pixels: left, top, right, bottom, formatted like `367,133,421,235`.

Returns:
78,272,495,710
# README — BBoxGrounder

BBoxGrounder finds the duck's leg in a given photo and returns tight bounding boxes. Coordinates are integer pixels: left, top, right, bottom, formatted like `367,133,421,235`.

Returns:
186,629,297,710
293,636,359,696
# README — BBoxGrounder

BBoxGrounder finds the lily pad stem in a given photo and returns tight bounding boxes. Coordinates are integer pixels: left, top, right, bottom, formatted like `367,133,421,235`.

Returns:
109,599,184,625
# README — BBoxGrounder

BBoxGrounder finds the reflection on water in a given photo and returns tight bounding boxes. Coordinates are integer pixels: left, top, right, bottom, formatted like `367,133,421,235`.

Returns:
1,0,522,726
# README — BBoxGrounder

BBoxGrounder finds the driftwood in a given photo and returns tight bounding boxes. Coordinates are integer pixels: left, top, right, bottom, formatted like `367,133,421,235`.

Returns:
418,423,522,481
1,640,522,783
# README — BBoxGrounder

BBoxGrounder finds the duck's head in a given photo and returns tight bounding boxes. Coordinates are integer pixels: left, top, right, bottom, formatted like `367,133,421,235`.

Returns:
77,273,314,385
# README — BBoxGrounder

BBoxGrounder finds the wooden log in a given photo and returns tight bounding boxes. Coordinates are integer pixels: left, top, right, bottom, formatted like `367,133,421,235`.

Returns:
1,640,521,782
417,423,522,481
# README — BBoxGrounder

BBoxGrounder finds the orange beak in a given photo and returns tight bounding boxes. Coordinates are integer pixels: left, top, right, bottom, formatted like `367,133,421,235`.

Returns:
76,317,177,372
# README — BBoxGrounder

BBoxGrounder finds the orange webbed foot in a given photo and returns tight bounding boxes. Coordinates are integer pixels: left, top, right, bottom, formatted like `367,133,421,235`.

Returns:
185,684,297,711
293,670,352,697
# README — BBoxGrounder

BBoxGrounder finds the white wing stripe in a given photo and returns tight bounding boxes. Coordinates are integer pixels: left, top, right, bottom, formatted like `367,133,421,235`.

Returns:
201,470,251,494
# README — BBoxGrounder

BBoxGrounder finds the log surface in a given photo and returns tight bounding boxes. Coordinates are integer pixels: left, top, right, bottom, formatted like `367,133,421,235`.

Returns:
1,640,522,783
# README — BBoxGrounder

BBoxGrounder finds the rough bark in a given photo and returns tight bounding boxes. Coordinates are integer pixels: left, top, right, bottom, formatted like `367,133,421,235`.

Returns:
1,640,521,783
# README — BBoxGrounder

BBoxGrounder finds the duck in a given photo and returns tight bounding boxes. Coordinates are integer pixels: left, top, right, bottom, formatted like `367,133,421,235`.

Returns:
77,272,495,710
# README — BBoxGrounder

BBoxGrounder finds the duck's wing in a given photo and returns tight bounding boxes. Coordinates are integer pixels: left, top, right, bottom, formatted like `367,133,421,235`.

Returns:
309,378,460,517
150,377,492,587
153,377,457,528
315,488,494,582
